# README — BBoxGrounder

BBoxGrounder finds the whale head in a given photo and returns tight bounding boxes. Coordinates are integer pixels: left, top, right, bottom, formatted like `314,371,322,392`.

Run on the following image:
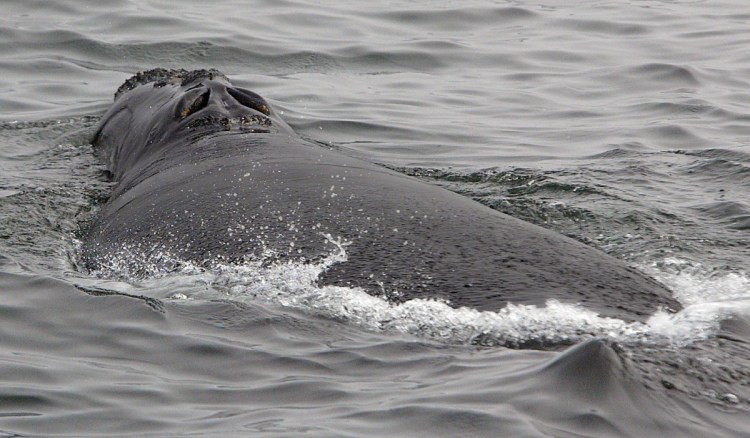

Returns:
93,68,291,180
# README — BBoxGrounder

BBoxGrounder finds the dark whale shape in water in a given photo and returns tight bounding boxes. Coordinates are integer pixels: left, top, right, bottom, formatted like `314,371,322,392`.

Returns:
81,68,680,321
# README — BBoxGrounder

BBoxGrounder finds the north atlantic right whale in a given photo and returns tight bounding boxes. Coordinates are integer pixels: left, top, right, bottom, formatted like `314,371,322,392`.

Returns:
81,68,681,321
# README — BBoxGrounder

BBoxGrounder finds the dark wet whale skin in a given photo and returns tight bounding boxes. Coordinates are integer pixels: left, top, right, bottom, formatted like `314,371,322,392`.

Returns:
81,69,680,321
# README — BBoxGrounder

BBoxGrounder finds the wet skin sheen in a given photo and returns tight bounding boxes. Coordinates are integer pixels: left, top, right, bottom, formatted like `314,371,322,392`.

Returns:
82,69,681,321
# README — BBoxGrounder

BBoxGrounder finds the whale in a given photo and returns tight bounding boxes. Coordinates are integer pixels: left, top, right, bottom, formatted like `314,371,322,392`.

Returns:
81,68,680,321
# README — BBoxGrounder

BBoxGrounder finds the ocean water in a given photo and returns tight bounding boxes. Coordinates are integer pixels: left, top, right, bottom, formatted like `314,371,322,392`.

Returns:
1,0,750,436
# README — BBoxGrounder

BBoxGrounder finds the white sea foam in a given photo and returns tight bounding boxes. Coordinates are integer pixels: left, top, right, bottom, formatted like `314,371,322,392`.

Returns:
86,239,750,348
644,257,750,305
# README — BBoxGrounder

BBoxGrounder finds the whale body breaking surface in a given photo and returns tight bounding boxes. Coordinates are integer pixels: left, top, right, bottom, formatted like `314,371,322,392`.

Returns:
80,68,681,324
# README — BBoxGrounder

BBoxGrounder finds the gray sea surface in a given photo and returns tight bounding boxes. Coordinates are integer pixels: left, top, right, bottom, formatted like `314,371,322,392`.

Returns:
1,0,750,436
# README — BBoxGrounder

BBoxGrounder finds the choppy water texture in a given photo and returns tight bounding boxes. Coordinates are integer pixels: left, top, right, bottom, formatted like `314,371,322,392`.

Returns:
1,0,750,436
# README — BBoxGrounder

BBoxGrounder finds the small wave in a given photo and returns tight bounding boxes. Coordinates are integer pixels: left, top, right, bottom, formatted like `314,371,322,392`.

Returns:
630,63,700,85
554,18,649,36
678,148,750,162
374,7,538,31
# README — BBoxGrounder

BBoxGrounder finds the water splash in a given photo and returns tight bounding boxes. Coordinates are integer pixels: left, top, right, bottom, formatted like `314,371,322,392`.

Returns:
82,238,749,349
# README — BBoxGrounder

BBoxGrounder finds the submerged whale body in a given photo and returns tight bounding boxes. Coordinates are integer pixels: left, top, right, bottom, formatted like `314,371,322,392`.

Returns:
81,68,680,321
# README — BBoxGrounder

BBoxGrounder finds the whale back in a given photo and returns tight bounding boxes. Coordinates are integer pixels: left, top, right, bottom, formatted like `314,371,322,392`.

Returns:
82,131,681,321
